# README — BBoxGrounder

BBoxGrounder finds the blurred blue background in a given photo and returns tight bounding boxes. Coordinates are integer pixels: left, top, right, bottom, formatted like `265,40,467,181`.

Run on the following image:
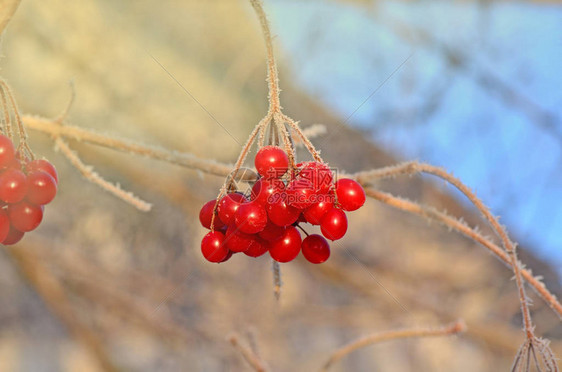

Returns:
269,0,562,274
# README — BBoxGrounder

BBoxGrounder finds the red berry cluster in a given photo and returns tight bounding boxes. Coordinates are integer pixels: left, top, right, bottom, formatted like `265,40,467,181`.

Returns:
199,146,365,264
0,135,58,245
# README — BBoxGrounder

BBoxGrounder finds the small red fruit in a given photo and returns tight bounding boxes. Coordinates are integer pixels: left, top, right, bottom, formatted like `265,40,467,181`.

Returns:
234,201,268,234
258,221,286,241
8,202,43,232
0,169,27,203
286,178,316,209
301,234,331,264
0,135,15,167
299,161,333,193
303,200,333,225
224,224,254,253
254,146,289,178
269,226,302,263
26,171,57,205
335,178,366,211
251,177,285,205
1,225,24,245
244,237,270,258
199,200,225,230
27,159,58,184
320,208,348,241
217,193,247,225
201,231,229,263
266,198,301,227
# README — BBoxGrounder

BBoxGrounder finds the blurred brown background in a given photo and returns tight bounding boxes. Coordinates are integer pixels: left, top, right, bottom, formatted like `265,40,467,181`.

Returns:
0,0,560,371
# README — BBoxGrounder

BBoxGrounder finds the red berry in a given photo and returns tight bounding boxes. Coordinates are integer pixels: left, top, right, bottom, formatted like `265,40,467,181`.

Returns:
244,237,269,258
201,231,229,263
27,159,58,184
199,200,225,230
299,161,333,193
254,146,289,178
8,202,43,232
0,209,9,242
217,193,247,225
269,226,302,263
303,200,333,225
266,198,301,227
234,201,267,234
0,169,27,203
335,178,365,211
258,221,286,241
224,224,254,253
1,225,24,245
0,135,15,167
25,171,57,205
301,234,331,264
251,177,285,205
320,208,348,241
286,178,316,209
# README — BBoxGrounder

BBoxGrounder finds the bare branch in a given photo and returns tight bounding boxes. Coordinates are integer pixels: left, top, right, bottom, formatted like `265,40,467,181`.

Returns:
321,320,466,371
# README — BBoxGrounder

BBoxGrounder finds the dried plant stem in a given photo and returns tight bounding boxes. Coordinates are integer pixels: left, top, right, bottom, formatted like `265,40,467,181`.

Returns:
5,245,119,372
272,260,282,301
228,333,270,372
250,0,280,115
359,161,535,339
0,0,21,36
56,137,152,211
0,80,34,159
364,187,562,321
321,320,466,371
282,113,323,162
23,115,235,177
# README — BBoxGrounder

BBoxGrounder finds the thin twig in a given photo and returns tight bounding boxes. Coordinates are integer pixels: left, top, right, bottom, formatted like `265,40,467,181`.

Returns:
321,320,466,371
56,137,152,212
228,333,269,372
364,187,562,321
359,161,535,339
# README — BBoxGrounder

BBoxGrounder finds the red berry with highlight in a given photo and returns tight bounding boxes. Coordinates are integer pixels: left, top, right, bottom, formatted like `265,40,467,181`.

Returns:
303,200,333,225
26,171,57,205
201,231,229,263
217,193,247,225
8,202,43,232
320,208,348,241
251,177,285,205
301,234,331,264
269,226,302,263
234,201,267,234
254,146,289,178
335,178,366,211
286,178,316,209
0,135,15,167
0,169,27,203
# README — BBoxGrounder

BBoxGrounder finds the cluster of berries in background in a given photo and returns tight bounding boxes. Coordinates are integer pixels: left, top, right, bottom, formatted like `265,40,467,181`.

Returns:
0,135,58,245
199,145,365,264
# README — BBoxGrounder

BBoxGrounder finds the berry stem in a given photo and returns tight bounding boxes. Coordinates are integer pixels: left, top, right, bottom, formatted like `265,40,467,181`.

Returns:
295,224,309,237
250,0,281,116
